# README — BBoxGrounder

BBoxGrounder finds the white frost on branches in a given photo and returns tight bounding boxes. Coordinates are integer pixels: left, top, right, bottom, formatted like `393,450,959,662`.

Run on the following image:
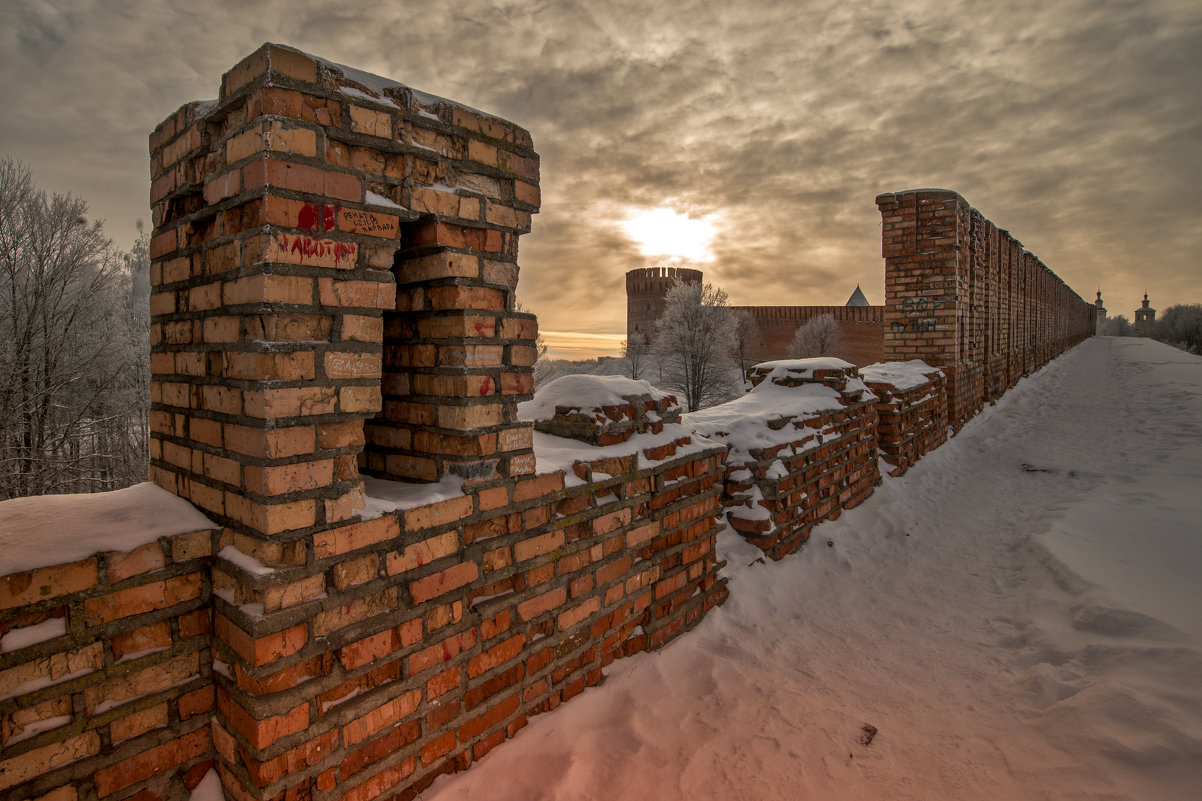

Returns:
651,281,740,412
789,313,842,358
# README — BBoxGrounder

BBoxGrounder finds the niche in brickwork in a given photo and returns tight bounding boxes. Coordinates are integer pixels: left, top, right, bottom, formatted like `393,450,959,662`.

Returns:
360,217,533,484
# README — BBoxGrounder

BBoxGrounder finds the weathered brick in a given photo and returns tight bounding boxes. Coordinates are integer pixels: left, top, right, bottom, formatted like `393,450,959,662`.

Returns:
217,687,309,750
343,689,422,746
83,652,200,714
214,614,307,667
410,562,478,604
516,587,567,622
1,559,98,610
110,702,169,744
84,573,203,626
514,530,564,562
387,531,460,575
313,516,399,559
0,732,101,792
403,495,474,531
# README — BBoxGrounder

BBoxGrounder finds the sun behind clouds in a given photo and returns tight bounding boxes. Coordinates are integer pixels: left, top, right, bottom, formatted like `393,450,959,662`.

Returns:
621,207,717,263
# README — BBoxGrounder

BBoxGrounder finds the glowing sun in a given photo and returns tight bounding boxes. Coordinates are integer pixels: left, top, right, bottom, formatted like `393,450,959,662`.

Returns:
622,208,717,263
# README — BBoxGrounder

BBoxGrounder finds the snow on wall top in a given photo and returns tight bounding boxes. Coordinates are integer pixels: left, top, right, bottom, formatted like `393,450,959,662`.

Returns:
860,360,942,391
685,359,874,467
751,357,856,375
0,482,214,577
517,375,675,421
278,43,505,124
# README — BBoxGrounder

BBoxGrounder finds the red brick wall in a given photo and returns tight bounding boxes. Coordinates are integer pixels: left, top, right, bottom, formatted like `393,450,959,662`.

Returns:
877,190,1095,428
48,42,728,801
0,528,217,801
733,305,885,368
861,365,948,477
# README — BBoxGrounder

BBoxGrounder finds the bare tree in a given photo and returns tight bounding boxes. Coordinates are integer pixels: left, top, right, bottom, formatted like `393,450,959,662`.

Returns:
789,314,842,358
652,281,738,412
623,332,648,380
731,309,761,377
0,158,147,499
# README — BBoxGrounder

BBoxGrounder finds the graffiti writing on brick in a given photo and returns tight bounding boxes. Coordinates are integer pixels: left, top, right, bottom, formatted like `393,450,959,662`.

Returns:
269,232,357,268
890,296,951,336
900,297,947,314
298,202,336,232
340,209,397,235
501,429,529,450
890,319,936,334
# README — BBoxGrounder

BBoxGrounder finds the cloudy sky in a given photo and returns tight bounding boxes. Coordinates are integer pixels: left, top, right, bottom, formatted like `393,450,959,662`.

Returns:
3,0,1199,357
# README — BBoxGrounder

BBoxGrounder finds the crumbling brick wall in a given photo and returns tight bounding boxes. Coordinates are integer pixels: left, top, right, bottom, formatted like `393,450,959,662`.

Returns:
685,361,880,560
876,190,1095,429
860,362,948,477
0,43,732,801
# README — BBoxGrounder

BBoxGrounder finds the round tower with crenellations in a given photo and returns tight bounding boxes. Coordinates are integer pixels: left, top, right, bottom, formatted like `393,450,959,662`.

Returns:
626,266,703,342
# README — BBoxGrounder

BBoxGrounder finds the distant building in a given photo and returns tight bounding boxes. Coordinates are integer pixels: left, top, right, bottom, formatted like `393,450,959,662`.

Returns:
846,285,870,307
1134,292,1157,336
1095,290,1107,335
625,268,884,367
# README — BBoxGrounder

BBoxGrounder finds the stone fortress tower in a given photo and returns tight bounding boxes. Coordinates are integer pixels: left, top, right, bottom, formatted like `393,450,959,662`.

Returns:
625,266,703,341
1095,290,1107,334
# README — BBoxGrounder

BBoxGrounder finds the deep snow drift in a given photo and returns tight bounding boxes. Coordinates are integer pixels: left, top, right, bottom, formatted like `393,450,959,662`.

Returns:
424,337,1202,801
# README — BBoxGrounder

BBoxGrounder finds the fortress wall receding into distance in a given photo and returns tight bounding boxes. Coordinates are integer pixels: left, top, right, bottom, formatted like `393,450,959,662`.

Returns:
0,48,1094,801
877,189,1096,428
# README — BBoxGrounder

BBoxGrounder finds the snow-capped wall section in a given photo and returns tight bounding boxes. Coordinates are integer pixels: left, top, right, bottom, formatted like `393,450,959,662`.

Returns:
0,487,218,799
860,360,948,476
685,360,880,559
518,374,680,446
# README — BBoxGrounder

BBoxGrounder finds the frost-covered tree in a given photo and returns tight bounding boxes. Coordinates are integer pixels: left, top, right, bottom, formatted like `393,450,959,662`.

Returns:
0,158,148,499
532,333,556,387
1099,314,1133,337
789,314,841,358
652,281,738,412
1153,304,1202,354
623,332,648,380
732,309,760,377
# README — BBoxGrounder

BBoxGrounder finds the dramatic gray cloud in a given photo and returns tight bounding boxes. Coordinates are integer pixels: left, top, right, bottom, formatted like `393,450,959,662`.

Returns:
3,0,1199,354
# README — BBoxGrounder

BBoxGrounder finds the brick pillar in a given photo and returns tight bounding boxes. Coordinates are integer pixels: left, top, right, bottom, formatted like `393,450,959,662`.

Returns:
877,189,976,427
148,46,401,539
148,43,540,801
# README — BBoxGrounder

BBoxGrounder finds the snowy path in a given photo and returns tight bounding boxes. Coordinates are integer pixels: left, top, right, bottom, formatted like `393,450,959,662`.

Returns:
426,337,1202,801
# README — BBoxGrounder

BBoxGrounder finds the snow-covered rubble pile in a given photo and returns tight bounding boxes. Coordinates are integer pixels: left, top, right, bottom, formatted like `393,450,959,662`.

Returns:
518,374,681,446
518,374,718,485
686,358,875,470
684,359,880,557
860,360,948,476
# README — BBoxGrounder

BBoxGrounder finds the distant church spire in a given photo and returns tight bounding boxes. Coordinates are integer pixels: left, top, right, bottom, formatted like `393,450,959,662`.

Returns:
1134,291,1156,336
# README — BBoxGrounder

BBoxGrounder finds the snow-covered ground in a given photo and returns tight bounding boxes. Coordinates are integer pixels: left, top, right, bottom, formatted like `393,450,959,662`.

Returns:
424,336,1202,801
